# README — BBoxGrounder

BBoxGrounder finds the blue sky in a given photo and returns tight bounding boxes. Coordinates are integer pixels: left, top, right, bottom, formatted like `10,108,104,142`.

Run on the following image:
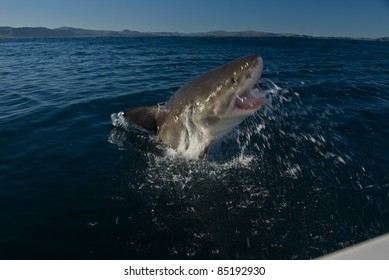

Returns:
0,0,388,38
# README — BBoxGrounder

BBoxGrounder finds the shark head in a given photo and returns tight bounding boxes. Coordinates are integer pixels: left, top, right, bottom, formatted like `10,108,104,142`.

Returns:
170,55,264,141
122,55,265,158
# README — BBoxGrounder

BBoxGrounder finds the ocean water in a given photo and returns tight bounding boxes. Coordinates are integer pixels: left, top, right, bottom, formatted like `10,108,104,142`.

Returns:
0,37,388,259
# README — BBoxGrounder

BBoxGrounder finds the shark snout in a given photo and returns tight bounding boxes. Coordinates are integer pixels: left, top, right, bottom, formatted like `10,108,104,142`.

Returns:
250,55,263,79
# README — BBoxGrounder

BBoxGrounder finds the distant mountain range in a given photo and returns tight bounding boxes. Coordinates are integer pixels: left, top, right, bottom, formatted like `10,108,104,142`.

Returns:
0,26,388,41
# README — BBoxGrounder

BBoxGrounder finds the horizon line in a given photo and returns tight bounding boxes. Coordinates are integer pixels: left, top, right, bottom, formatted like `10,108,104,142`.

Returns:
1,25,388,40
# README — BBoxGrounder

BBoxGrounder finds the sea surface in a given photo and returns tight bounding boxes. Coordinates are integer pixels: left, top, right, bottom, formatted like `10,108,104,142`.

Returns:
0,36,388,259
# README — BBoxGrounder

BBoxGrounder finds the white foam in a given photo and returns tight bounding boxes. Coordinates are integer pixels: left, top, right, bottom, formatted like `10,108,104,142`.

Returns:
111,111,129,129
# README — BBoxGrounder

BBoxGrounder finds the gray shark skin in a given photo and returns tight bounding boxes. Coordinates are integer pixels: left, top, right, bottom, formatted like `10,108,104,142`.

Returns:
124,55,265,158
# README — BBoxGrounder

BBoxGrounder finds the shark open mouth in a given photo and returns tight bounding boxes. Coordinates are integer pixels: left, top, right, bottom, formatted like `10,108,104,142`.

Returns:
234,83,265,111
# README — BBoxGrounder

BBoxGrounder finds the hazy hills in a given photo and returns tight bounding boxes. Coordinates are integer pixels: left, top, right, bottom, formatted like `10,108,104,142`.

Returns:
0,26,141,38
0,26,304,38
0,26,388,41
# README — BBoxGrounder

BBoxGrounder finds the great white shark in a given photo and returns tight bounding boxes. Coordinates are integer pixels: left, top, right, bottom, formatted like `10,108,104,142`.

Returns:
118,54,265,158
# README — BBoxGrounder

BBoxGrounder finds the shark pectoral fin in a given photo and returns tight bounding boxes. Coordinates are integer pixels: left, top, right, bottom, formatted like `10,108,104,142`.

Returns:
124,106,158,132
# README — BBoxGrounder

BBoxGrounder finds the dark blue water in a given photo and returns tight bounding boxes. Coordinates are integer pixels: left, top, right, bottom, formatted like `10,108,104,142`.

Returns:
1,37,388,259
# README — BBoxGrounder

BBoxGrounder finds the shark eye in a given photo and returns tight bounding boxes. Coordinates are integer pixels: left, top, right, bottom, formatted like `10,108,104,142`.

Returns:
231,78,238,84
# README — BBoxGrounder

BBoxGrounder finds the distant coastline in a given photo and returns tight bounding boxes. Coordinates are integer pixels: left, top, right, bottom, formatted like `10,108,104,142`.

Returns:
0,26,388,41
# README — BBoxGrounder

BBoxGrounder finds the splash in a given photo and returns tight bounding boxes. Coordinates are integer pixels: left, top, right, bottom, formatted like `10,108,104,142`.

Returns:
172,107,210,159
110,111,128,129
